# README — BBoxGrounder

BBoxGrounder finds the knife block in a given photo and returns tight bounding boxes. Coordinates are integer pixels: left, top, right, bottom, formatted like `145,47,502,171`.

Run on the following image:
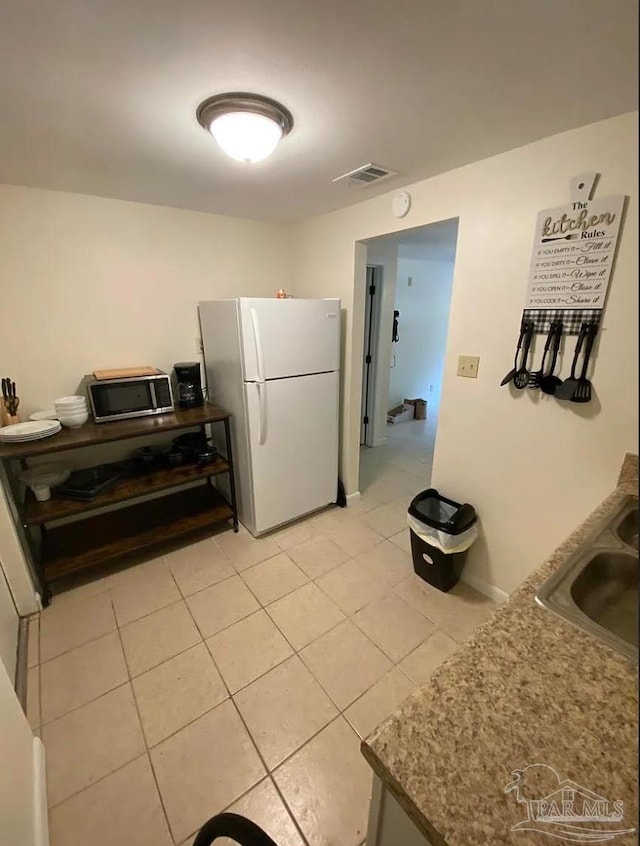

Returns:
1,408,20,426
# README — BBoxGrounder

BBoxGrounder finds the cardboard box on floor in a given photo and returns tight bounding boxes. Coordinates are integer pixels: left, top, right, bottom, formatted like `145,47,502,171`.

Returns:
387,398,427,423
387,403,414,424
404,398,427,420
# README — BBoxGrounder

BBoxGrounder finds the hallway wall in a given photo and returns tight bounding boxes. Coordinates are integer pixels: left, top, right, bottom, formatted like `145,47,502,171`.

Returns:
291,111,638,595
389,254,455,407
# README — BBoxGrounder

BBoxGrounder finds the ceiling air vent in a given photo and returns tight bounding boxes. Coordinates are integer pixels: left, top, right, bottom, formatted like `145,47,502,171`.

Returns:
332,162,398,188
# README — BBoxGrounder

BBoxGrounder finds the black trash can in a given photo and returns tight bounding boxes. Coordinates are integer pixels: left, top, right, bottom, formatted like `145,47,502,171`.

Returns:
408,488,477,592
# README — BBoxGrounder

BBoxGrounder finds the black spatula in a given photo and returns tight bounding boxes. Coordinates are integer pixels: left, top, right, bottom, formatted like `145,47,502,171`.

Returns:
539,322,564,395
500,323,527,386
555,323,588,400
570,322,598,403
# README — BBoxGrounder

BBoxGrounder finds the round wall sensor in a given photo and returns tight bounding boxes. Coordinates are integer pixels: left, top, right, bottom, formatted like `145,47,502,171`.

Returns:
392,191,411,218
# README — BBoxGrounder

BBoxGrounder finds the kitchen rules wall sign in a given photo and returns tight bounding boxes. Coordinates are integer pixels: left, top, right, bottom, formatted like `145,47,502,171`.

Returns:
524,194,625,311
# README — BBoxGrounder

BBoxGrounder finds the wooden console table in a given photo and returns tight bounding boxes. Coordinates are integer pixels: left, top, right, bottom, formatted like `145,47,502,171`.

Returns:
0,404,238,605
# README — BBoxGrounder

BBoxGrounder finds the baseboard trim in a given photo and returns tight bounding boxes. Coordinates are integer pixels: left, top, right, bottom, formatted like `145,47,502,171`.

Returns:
346,491,362,505
33,736,48,846
460,570,509,604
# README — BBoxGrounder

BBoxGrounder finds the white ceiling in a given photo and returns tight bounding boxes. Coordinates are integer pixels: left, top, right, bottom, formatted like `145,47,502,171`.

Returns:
0,0,637,223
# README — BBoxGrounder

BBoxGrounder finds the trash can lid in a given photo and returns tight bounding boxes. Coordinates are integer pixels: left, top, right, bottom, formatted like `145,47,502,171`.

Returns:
408,488,477,535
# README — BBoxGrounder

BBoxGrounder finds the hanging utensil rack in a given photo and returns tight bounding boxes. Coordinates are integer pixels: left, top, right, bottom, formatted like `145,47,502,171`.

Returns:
501,172,628,404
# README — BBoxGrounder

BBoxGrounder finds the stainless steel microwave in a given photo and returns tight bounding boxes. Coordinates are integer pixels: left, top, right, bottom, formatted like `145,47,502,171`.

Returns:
86,372,174,423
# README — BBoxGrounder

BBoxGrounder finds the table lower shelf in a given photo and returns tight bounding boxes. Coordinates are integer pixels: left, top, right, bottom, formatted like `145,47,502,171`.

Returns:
23,458,231,525
42,484,233,582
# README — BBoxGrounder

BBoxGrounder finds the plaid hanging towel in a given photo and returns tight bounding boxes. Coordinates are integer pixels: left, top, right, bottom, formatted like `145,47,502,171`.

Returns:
522,308,601,335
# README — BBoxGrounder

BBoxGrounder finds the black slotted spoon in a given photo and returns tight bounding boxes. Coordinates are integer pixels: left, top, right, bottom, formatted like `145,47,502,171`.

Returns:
555,323,588,400
539,321,564,395
570,322,598,403
513,321,535,389
528,322,557,390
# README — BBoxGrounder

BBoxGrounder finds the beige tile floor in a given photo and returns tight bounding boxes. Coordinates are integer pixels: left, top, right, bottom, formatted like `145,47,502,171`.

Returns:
26,414,498,846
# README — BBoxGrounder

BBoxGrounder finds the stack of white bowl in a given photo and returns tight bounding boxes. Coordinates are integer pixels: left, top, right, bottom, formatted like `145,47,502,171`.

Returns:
55,395,89,428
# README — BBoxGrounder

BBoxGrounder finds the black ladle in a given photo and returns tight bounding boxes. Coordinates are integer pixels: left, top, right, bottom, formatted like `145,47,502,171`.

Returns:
500,322,527,386
513,322,535,389
555,323,588,400
539,322,564,395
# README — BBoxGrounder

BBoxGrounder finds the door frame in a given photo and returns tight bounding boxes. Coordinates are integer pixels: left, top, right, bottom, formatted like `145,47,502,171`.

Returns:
360,265,382,447
353,217,460,497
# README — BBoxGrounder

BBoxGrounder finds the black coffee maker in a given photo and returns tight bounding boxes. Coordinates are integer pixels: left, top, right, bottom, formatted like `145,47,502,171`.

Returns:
173,362,204,408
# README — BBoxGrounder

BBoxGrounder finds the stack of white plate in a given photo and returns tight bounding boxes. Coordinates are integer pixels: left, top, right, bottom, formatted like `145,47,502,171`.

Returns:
0,420,62,443
54,395,89,428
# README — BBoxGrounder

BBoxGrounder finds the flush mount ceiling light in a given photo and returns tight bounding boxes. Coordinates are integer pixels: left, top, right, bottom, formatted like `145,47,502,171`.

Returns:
196,92,293,164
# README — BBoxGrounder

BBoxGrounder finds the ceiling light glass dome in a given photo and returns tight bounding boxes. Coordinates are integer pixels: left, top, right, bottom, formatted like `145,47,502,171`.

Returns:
197,93,293,164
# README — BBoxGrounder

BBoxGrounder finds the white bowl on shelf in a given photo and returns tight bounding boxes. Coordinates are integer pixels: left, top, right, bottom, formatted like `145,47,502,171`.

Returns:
55,400,87,413
55,401,87,411
54,395,86,406
20,463,72,500
32,484,52,502
58,411,89,428
55,403,87,413
55,406,87,416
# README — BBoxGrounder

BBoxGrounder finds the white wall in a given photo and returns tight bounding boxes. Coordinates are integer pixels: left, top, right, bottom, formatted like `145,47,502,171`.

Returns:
389,254,455,407
364,241,398,447
291,112,638,594
0,184,292,610
0,185,292,415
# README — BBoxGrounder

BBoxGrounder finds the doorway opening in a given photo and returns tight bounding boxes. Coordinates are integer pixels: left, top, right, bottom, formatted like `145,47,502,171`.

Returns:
358,218,459,506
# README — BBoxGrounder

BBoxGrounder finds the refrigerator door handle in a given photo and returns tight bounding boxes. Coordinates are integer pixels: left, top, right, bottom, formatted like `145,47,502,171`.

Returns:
250,308,266,384
256,382,267,446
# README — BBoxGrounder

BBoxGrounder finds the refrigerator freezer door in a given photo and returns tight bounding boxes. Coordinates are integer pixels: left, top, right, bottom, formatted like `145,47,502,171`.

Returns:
240,298,340,381
244,370,339,534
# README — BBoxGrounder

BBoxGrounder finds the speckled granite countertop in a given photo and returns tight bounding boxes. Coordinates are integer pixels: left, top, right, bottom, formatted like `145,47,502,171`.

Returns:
362,454,638,846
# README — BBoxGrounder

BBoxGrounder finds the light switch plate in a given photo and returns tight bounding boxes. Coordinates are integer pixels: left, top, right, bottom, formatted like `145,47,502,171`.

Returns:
457,355,479,378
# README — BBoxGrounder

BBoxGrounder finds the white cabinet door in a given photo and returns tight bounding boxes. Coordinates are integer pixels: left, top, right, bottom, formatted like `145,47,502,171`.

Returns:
240,298,340,381
245,371,339,534
367,776,433,846
0,657,44,846
0,563,18,680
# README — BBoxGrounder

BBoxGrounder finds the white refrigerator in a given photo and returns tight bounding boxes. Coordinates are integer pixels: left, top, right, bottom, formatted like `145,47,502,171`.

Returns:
199,297,340,536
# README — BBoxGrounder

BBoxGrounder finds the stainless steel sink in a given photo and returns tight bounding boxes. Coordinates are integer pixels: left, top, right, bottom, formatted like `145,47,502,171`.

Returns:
536,496,638,660
615,509,639,550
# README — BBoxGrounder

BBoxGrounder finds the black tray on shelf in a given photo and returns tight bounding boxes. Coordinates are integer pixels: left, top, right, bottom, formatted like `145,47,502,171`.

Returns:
53,463,127,502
